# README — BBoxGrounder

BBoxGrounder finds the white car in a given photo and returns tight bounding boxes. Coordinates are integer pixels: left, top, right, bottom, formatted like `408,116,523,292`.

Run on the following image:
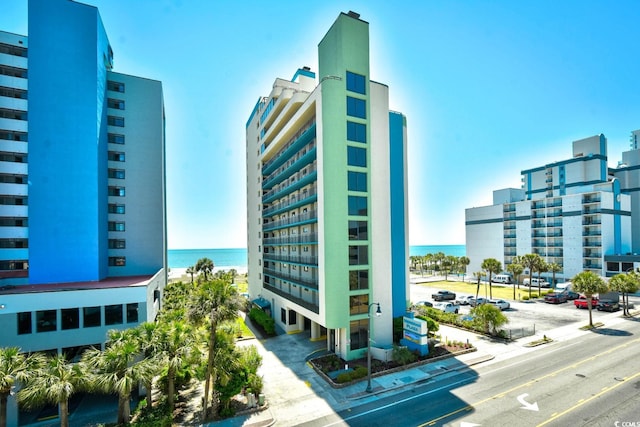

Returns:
433,302,460,314
458,296,474,305
489,299,510,310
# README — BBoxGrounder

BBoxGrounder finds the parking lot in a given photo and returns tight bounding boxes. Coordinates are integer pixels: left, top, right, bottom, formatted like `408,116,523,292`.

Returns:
411,281,639,335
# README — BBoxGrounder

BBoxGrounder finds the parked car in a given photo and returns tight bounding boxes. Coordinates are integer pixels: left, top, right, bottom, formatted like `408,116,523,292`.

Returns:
560,290,580,300
414,300,433,308
596,300,620,312
469,297,489,307
432,290,457,301
574,296,599,309
458,295,475,306
488,299,510,310
544,292,568,304
433,301,460,314
491,274,513,284
523,277,551,287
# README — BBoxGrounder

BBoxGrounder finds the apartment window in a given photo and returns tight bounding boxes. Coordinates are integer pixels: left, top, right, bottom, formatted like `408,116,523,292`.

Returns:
108,239,126,249
348,171,367,192
281,308,287,324
0,108,27,121
348,196,367,216
17,312,31,335
36,310,57,332
107,98,125,110
108,186,125,197
346,96,366,119
105,304,123,325
0,42,28,57
348,220,368,240
0,86,27,99
108,115,125,127
350,319,368,350
0,64,27,79
0,196,27,206
108,169,125,179
0,238,28,248
349,245,368,265
0,130,28,141
347,121,366,143
350,294,369,315
349,270,369,290
347,146,367,167
0,217,28,226
346,71,366,94
108,221,125,232
107,80,125,93
0,153,26,163
108,256,126,266
108,151,125,162
61,308,80,330
126,303,139,323
108,133,125,144
108,204,125,214
83,306,101,327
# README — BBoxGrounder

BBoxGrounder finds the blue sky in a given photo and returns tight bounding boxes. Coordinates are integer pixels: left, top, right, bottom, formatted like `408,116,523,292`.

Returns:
3,1,640,249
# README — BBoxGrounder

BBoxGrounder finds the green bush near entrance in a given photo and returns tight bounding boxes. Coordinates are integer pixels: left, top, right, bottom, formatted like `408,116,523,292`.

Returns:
249,307,275,335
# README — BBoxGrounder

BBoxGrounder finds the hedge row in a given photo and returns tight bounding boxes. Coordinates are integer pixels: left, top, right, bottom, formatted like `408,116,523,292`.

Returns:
249,307,276,335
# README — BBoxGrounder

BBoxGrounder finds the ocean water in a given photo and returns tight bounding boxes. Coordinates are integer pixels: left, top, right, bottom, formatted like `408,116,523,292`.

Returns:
168,245,466,268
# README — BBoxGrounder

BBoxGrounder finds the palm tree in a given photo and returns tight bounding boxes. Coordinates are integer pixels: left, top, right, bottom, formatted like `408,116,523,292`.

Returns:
154,320,198,413
132,322,161,408
520,254,542,298
548,262,562,288
18,354,87,427
535,259,548,295
195,258,215,282
82,330,157,425
459,256,470,281
481,258,502,299
423,253,433,276
507,261,524,300
188,279,243,420
186,266,196,284
608,271,640,316
473,271,483,300
572,271,608,327
434,252,446,276
1,348,44,427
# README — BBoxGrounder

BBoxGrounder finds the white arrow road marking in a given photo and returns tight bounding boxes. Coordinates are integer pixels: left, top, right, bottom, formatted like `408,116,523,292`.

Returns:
460,422,481,427
517,393,539,411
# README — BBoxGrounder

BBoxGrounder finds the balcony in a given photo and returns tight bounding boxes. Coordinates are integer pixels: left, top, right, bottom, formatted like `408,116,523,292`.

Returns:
263,187,317,217
262,253,319,266
262,121,316,175
263,283,319,314
262,149,317,191
262,169,317,204
582,194,601,204
263,208,318,232
503,204,516,213
263,232,319,245
583,238,602,247
547,198,562,208
503,223,516,230
504,232,516,239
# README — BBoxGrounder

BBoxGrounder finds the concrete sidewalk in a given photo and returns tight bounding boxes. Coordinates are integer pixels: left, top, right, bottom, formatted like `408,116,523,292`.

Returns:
209,309,634,427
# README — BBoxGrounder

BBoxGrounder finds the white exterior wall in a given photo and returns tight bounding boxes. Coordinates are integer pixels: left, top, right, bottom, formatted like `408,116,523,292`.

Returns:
465,204,504,275
369,81,392,346
515,200,532,255
561,194,583,278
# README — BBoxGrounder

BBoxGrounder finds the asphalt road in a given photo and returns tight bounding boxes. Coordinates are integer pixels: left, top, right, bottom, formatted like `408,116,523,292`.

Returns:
312,315,640,426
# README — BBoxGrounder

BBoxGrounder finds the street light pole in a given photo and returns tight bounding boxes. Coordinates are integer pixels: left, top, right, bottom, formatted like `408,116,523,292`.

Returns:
366,302,382,393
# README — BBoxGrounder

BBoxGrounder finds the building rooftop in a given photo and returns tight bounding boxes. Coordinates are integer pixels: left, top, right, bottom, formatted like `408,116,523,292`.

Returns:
0,275,153,295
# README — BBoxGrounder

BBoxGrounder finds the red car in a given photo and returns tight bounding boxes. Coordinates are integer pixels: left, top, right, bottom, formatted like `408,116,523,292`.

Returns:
544,292,568,304
574,296,599,309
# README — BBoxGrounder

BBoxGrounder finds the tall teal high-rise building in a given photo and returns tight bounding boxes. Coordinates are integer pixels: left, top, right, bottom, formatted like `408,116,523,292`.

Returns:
246,11,409,361
0,3,167,411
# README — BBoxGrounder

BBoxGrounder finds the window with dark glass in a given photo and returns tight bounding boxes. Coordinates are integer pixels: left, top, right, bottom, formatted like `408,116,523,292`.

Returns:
107,80,125,93
61,308,79,330
347,121,366,143
350,294,369,315
83,306,101,327
348,171,367,192
108,151,125,162
108,239,126,249
346,96,366,119
281,308,287,323
108,221,125,232
108,186,125,197
17,311,31,335
607,262,619,272
349,270,369,290
107,116,125,127
105,304,123,325
108,256,126,266
36,310,57,332
108,204,125,214
107,98,125,110
108,133,125,144
108,169,125,179
348,221,368,240
349,319,368,350
349,245,368,265
346,71,366,94
348,196,367,216
126,303,138,323
622,262,634,272
347,146,366,167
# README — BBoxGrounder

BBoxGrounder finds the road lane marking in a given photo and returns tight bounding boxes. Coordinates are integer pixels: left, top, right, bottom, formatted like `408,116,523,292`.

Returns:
419,337,640,426
536,371,640,427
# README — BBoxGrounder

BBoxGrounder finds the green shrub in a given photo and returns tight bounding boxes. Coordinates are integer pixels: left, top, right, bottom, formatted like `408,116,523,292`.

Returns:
522,295,530,301
249,307,275,335
392,345,417,365
530,293,539,298
336,372,353,383
353,366,368,379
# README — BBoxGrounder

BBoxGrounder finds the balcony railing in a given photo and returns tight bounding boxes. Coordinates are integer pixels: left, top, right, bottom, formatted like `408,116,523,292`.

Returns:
263,187,317,217
262,253,319,266
263,232,319,245
262,169,317,204
262,149,316,190
263,208,318,231
262,120,316,175
263,268,318,289
263,283,319,314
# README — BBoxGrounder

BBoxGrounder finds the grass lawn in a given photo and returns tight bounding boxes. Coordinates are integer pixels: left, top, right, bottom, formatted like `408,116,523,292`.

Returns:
235,316,254,338
416,279,551,301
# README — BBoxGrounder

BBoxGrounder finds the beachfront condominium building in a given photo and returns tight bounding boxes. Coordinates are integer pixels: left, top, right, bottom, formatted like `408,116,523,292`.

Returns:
246,11,409,361
466,134,639,283
0,0,166,368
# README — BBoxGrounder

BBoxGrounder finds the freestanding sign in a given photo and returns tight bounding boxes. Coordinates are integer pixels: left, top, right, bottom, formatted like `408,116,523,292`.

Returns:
400,312,429,356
